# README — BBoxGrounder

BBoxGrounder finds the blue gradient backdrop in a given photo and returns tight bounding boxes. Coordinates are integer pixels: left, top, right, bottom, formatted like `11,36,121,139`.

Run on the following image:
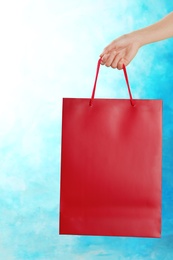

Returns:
0,1,173,259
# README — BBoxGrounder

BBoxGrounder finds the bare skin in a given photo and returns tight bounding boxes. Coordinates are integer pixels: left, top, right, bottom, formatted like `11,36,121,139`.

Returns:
100,12,173,70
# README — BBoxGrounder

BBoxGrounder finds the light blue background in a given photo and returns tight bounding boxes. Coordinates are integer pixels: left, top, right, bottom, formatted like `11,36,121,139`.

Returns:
0,1,173,259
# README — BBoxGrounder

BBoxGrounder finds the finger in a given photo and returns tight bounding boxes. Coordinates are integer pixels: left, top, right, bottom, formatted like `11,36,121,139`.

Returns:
100,41,117,57
111,53,123,69
117,60,124,70
103,40,117,54
104,51,117,67
100,53,110,65
99,52,105,57
117,58,129,70
100,48,109,58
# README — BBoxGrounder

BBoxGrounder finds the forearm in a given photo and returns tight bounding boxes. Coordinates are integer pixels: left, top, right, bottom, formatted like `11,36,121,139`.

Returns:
131,12,173,47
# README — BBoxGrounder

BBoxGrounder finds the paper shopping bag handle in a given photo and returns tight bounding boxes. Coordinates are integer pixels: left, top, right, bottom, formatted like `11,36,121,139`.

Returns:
89,58,135,107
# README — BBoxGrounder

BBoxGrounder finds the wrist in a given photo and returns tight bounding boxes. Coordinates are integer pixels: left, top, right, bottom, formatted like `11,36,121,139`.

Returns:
129,31,145,48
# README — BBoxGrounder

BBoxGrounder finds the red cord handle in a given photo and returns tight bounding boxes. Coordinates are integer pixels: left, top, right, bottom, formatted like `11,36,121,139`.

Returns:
89,58,135,106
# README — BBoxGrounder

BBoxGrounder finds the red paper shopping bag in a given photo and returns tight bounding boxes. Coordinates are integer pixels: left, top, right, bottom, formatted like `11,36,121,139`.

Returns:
59,59,162,237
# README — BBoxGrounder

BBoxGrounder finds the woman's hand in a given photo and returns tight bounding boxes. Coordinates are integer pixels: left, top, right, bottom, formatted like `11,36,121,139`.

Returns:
100,33,141,70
